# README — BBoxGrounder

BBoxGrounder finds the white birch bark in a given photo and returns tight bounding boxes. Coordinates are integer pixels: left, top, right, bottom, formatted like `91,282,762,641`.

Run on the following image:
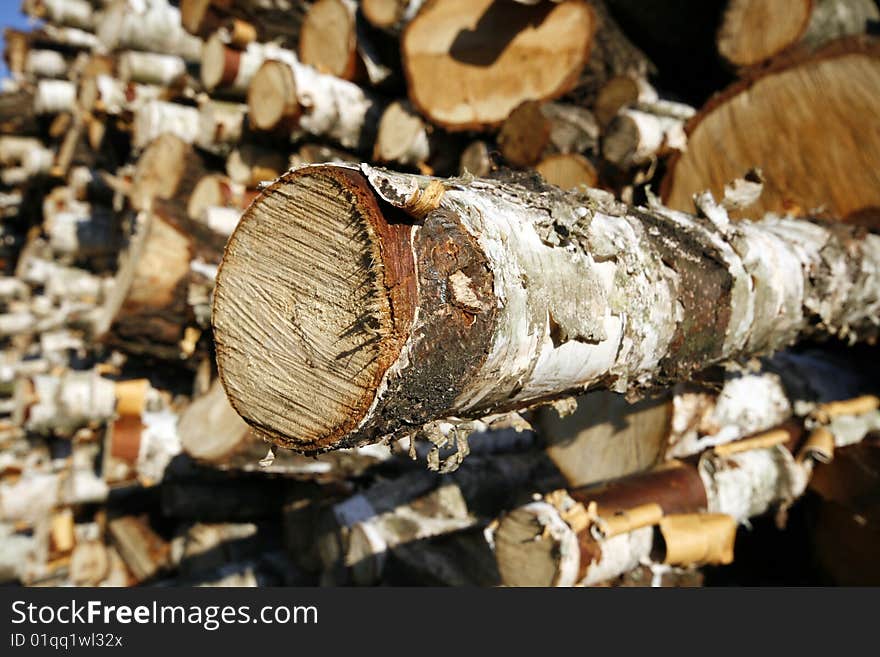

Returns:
24,50,69,80
117,51,187,86
33,79,76,115
131,100,201,150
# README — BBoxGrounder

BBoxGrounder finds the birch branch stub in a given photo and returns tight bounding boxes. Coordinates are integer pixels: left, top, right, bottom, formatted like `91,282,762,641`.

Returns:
213,164,880,454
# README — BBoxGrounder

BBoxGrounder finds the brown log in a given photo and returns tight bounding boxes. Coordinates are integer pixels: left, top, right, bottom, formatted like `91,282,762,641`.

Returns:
400,0,595,130
98,209,212,361
661,38,880,224
717,0,879,69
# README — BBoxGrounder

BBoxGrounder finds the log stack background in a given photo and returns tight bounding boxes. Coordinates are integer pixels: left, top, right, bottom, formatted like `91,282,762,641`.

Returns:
0,0,878,587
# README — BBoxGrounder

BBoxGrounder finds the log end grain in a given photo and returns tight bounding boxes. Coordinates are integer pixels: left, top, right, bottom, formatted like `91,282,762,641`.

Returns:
401,0,594,130
247,60,299,131
299,0,358,81
717,0,812,68
494,505,569,587
213,167,415,452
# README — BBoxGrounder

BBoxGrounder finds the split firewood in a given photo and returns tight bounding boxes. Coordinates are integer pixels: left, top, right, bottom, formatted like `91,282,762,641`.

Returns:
400,0,594,130
717,0,879,69
213,164,880,454
662,37,880,224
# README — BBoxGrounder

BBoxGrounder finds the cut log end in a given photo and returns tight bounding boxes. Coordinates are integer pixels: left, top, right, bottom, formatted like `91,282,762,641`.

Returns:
493,506,567,587
248,60,298,131
131,133,191,209
213,167,413,452
299,0,357,81
362,0,406,30
717,0,812,68
662,39,880,220
201,33,233,91
401,0,594,130
535,153,597,190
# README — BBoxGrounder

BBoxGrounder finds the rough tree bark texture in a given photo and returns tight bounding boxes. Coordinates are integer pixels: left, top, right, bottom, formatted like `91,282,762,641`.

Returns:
662,38,880,225
213,164,880,454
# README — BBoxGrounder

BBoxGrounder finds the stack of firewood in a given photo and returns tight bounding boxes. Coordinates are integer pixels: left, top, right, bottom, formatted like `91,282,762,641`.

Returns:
0,0,878,587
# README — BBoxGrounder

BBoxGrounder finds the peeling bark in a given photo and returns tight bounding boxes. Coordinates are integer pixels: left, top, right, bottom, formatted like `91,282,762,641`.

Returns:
214,164,880,453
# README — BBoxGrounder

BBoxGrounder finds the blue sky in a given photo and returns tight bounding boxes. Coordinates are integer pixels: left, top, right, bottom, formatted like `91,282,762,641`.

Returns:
0,4,41,78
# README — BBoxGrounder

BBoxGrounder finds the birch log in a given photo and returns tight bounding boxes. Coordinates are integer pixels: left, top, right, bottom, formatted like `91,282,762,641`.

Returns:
494,394,880,587
717,0,879,68
97,0,204,62
213,164,880,454
299,0,391,85
602,102,694,169
22,0,95,31
246,57,384,151
200,36,297,96
498,100,599,168
180,0,306,49
117,51,188,87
